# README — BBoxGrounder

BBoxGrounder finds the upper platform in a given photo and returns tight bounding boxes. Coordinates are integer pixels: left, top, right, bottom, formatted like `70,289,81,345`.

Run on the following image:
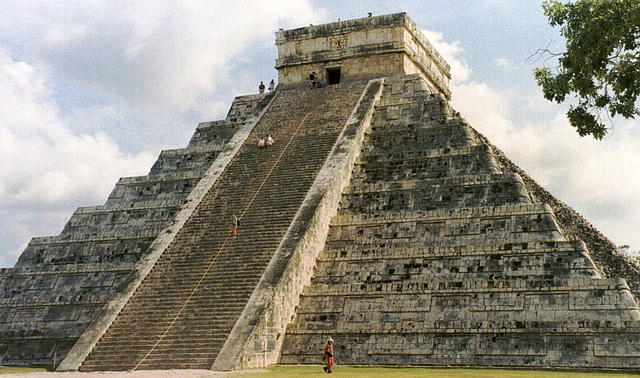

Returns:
275,13,451,99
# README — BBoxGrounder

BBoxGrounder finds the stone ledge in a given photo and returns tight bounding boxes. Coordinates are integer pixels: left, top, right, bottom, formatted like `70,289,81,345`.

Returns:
331,203,556,226
28,230,161,245
112,171,203,184
320,240,589,261
301,277,631,296
0,262,135,276
356,144,493,162
73,199,185,213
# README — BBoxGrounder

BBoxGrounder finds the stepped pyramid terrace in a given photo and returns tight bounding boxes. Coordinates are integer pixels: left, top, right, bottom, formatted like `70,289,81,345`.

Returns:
1,12,640,372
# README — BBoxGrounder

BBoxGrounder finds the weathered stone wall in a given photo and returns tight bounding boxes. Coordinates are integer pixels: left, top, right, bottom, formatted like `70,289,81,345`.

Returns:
275,13,450,97
281,74,640,370
277,53,406,86
473,129,640,301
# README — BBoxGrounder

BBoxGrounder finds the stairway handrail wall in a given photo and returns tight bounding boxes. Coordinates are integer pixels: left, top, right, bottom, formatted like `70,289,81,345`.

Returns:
212,78,385,371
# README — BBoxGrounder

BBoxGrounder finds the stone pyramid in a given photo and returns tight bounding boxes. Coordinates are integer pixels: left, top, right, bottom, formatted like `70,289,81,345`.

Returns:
1,12,639,371
279,73,640,369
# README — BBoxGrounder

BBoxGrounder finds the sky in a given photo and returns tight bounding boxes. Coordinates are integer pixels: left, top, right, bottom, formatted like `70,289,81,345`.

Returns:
1,0,639,267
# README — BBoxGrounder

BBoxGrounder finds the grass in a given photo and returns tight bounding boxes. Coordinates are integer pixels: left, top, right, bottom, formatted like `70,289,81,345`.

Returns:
0,366,47,375
237,365,640,378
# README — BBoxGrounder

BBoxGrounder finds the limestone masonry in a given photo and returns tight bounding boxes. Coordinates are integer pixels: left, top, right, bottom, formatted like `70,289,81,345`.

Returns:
1,12,640,371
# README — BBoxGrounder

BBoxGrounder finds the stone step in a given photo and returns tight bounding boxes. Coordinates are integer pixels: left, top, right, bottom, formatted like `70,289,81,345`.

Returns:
122,291,251,302
0,293,114,306
149,146,226,175
84,349,219,361
73,199,186,213
128,270,266,283
280,329,640,364
285,323,640,342
106,313,245,326
343,172,528,196
106,175,202,203
14,236,154,268
144,260,270,273
84,359,213,371
299,277,631,297
340,172,532,212
111,170,205,185
332,203,555,225
0,262,136,276
363,120,479,150
102,326,238,339
353,145,501,182
319,240,588,261
327,204,564,246
311,259,598,283
62,206,182,234
26,231,160,246
88,336,228,348
121,288,257,302
311,241,600,282
356,144,493,163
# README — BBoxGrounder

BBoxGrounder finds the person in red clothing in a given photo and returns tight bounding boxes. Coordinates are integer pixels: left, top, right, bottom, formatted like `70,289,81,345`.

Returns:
323,337,334,373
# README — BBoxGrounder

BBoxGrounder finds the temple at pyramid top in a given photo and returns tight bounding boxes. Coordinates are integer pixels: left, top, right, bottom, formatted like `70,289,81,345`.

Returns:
275,12,451,99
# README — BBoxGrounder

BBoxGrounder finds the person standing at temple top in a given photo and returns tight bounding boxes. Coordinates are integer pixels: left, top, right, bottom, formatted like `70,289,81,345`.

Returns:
259,81,265,93
309,71,317,88
268,79,275,92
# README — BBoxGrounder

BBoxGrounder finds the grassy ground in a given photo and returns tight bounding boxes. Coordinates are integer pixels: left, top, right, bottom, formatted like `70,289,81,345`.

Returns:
237,366,640,378
0,367,47,375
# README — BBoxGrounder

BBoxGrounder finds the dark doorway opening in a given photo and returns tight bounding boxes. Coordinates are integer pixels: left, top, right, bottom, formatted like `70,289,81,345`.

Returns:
326,68,341,85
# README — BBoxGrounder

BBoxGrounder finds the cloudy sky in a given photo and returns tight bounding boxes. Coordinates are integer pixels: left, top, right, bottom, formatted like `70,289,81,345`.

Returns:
1,0,639,267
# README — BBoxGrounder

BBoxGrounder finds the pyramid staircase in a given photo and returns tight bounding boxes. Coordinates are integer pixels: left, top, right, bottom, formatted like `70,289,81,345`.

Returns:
78,80,370,371
280,75,640,369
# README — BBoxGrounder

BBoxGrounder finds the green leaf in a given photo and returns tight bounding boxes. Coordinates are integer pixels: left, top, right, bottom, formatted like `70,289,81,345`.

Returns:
535,0,640,138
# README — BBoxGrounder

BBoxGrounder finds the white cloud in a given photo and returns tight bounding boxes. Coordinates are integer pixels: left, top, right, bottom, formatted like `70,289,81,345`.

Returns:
43,24,88,47
31,0,318,122
0,1,319,267
0,0,320,154
0,49,155,266
495,57,512,68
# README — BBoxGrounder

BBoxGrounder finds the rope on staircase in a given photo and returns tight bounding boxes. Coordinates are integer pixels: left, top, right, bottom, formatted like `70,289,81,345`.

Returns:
132,107,313,370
